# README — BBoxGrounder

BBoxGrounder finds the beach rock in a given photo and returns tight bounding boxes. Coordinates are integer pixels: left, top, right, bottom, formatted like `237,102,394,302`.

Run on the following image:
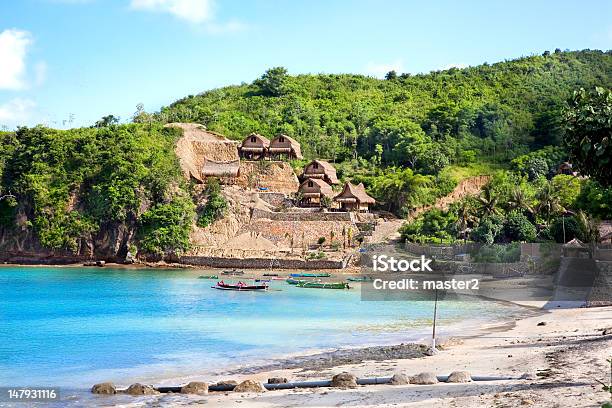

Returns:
537,321,546,326
267,377,288,384
180,381,209,395
602,327,612,335
233,380,266,393
91,382,116,395
520,372,537,380
424,347,438,356
521,398,535,405
389,373,410,385
215,380,238,388
447,371,472,383
410,372,439,385
125,383,159,396
331,372,358,388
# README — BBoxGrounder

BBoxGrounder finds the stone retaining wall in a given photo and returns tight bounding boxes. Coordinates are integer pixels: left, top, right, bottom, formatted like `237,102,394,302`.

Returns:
251,208,353,222
180,255,347,269
587,260,612,306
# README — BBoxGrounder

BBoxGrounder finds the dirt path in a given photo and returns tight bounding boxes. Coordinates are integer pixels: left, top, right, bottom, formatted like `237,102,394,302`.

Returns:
407,175,491,221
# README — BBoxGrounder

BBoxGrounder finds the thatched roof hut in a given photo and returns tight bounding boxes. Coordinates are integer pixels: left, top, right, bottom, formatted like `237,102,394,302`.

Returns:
301,160,338,184
334,182,375,212
202,158,240,178
298,178,334,207
269,134,303,159
239,133,270,159
170,123,240,183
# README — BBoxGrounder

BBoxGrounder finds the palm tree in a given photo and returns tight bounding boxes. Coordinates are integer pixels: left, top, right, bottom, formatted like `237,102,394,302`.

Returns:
508,186,534,215
577,210,600,243
477,184,500,217
454,198,476,242
536,182,564,225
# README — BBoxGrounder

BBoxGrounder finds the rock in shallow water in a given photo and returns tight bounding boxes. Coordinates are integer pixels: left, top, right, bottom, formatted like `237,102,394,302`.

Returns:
124,383,159,395
447,371,472,383
410,372,439,385
331,372,358,388
91,382,116,395
233,379,266,393
180,381,209,395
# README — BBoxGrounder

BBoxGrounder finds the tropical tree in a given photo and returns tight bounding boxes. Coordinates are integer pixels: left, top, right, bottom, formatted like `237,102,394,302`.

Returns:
536,181,564,224
453,198,477,241
254,67,289,97
477,184,500,217
508,186,534,215
563,87,612,186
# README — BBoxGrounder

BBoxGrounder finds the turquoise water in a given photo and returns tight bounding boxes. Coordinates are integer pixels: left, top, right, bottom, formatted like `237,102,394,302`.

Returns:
0,266,519,392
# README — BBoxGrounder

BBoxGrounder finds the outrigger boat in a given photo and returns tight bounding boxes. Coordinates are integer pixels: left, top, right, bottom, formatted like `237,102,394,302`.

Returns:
221,269,245,276
289,272,331,278
347,276,374,282
212,280,268,291
198,274,219,279
296,281,350,289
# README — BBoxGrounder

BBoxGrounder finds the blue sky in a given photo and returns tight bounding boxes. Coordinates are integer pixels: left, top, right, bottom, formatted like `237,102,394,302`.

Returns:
1,0,611,129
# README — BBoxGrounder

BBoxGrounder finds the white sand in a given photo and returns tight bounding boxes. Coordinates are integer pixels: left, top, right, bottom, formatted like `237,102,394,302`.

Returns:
146,305,612,408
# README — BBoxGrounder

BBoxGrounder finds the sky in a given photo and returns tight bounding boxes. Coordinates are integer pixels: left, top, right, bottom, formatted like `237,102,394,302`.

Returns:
0,0,611,129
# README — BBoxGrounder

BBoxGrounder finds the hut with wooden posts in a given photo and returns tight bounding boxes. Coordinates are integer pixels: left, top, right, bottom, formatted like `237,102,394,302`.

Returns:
201,158,240,180
268,134,303,160
334,182,375,212
239,133,270,160
298,178,334,207
301,160,339,184
557,162,578,176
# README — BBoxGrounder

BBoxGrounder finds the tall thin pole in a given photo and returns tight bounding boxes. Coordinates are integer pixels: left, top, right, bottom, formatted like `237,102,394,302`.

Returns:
432,288,438,349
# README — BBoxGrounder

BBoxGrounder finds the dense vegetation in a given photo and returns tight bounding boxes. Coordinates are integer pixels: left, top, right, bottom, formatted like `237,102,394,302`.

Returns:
0,49,610,256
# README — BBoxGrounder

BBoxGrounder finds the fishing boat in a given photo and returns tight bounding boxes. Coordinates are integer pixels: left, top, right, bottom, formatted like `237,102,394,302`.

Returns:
347,276,374,282
289,272,331,278
295,281,350,289
198,274,219,279
212,281,268,291
286,278,305,285
221,269,245,276
254,279,271,283
263,273,279,277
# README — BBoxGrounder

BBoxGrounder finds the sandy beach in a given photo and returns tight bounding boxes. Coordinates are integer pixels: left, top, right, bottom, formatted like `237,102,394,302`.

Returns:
97,304,612,408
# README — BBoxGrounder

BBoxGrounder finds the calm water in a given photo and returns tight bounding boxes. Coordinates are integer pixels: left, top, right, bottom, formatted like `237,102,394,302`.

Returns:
0,266,519,393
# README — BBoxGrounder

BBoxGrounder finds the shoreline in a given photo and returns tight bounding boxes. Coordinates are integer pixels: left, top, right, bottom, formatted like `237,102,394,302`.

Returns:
85,304,611,407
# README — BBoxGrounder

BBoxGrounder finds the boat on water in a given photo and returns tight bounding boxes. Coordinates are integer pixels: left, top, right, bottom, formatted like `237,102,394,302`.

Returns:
286,278,305,285
254,279,271,283
263,273,279,277
198,275,219,279
295,281,350,289
221,269,245,276
289,272,331,278
212,281,268,291
347,276,374,282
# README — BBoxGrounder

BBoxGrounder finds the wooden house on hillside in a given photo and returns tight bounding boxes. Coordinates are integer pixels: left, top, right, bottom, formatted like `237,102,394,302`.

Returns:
301,160,338,184
334,182,375,212
298,178,334,207
269,134,303,160
201,158,240,179
557,162,578,176
239,133,270,160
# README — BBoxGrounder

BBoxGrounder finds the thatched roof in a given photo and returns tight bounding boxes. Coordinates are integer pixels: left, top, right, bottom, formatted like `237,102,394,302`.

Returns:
598,220,612,241
269,134,303,159
240,133,270,148
563,238,586,248
302,160,338,184
299,178,334,199
171,122,240,182
202,159,240,177
334,182,375,204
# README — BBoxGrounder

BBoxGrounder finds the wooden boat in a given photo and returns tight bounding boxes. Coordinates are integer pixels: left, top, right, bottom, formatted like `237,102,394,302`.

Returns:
263,273,279,277
286,278,305,285
296,281,350,289
198,275,219,279
254,279,271,283
221,269,245,276
347,276,374,282
290,272,331,278
212,281,268,291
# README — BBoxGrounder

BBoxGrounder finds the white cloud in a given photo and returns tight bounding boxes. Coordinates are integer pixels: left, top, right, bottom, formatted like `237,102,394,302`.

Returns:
130,0,214,23
0,29,33,90
365,60,404,78
0,98,37,128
